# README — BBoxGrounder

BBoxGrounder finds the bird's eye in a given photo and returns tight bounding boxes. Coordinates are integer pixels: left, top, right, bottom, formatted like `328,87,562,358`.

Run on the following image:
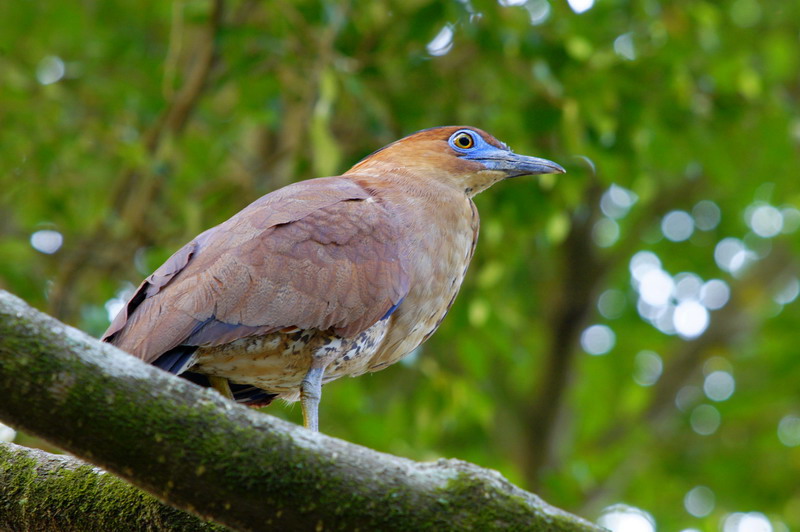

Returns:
452,132,475,150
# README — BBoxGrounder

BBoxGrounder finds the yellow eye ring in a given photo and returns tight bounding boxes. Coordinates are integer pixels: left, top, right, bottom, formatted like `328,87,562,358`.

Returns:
452,132,475,150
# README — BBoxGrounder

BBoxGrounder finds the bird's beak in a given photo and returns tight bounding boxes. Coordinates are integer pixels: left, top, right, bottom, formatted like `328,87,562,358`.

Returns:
491,152,566,178
468,150,566,178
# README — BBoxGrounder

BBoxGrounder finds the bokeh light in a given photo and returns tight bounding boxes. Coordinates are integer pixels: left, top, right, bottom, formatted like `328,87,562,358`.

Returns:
652,304,677,335
639,269,674,306
693,200,721,231
777,415,800,447
674,273,703,301
746,204,783,238
601,184,638,219
700,279,731,310
630,252,727,338
722,512,773,532
780,206,800,233
630,251,661,281
598,504,656,532
581,324,615,355
714,238,755,274
30,229,63,254
0,422,16,443
613,33,636,61
567,0,595,14
36,55,65,85
593,218,620,247
684,485,715,517
105,299,124,324
426,24,454,56
773,277,799,305
704,370,735,401
526,0,551,25
104,283,136,323
662,210,695,242
598,289,626,319
691,404,721,435
673,300,709,338
633,350,663,386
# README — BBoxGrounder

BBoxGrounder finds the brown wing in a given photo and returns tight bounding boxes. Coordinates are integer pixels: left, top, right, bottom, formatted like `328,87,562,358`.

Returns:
102,176,410,363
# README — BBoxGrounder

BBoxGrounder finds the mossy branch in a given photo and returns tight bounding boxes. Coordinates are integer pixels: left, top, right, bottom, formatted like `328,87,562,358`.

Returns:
0,290,603,531
0,442,224,531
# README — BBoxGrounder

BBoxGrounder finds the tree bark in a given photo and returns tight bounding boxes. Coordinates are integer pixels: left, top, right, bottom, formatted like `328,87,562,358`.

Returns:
0,290,603,531
0,442,224,531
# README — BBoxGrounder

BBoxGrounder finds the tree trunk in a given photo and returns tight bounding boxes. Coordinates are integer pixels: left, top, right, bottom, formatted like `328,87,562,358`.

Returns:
0,290,603,531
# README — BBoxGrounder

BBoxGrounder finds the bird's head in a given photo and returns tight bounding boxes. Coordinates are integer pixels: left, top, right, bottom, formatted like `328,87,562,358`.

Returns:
347,126,565,197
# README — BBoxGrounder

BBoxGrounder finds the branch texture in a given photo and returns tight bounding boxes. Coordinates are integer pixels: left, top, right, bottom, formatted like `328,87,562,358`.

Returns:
0,442,223,531
0,290,602,531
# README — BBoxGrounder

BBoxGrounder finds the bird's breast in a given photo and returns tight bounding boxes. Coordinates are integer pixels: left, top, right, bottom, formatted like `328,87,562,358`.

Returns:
366,196,479,371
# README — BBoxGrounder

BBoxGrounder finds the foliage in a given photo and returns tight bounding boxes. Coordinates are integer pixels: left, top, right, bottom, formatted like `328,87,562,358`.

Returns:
1,0,799,529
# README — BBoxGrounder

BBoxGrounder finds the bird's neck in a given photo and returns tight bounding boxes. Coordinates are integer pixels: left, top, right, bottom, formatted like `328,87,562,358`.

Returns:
345,170,478,277
345,168,471,215
345,160,504,199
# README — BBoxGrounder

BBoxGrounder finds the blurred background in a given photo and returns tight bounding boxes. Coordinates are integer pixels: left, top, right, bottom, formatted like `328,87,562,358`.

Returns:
2,0,799,530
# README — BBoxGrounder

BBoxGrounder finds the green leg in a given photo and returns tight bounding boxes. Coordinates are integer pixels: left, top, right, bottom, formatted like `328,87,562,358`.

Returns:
209,375,234,401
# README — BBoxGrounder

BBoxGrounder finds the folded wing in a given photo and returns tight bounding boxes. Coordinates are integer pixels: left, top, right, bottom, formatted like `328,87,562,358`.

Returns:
103,176,410,364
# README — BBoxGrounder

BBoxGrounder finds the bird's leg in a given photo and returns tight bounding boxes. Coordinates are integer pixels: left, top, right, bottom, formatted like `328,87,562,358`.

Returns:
301,337,351,431
300,366,324,432
208,375,234,401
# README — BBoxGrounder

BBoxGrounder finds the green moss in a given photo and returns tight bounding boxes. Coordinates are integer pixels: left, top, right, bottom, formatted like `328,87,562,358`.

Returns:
0,444,226,531
434,473,599,532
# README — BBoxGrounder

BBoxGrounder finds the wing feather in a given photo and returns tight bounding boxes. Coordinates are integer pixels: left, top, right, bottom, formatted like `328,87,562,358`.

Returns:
103,177,410,364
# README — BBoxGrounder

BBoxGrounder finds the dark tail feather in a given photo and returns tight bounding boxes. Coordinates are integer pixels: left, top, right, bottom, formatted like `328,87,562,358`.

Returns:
153,346,277,407
153,345,198,374
181,371,278,407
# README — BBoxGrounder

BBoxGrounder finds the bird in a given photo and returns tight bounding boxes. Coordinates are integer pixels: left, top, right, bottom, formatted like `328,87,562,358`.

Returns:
102,126,565,431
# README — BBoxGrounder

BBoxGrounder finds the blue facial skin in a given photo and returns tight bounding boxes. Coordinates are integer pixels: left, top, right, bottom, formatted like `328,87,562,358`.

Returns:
449,129,566,178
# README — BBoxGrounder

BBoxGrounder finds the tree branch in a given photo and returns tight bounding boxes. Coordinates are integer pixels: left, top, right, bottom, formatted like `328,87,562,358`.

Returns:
0,442,224,531
0,290,602,532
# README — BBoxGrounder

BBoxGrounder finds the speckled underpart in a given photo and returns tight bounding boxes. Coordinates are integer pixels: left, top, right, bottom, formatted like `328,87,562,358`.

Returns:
192,319,390,402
